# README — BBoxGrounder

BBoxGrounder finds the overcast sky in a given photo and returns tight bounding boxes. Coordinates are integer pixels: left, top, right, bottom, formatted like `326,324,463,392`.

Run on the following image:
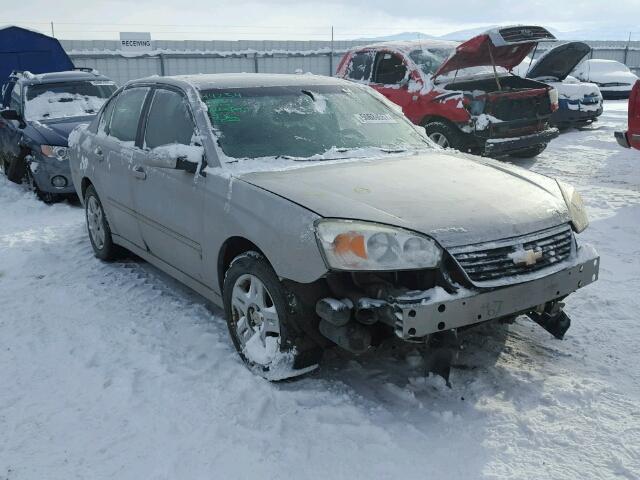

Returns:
5,0,640,40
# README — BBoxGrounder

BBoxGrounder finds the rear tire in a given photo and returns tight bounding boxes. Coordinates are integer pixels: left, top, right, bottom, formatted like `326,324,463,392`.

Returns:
223,252,322,380
84,185,120,261
424,121,467,152
509,144,547,159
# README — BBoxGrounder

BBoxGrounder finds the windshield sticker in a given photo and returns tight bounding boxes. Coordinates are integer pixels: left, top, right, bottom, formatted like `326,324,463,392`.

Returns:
90,81,116,86
354,113,397,124
204,97,247,124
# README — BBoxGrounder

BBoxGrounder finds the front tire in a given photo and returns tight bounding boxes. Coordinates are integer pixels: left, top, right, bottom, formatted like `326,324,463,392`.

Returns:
6,151,27,184
424,121,467,151
84,185,119,261
223,252,321,380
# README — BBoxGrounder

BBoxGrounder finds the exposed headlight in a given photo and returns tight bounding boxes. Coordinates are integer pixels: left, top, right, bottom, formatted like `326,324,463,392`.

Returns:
557,181,589,233
41,145,69,161
549,88,559,111
315,220,442,271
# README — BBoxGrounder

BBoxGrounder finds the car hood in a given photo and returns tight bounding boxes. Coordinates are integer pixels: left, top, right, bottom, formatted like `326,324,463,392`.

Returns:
528,42,591,81
434,27,555,77
237,152,571,248
26,116,94,146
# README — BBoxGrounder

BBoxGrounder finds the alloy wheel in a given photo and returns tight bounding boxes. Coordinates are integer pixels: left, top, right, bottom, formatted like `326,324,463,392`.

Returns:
429,132,450,148
230,273,282,365
86,196,106,250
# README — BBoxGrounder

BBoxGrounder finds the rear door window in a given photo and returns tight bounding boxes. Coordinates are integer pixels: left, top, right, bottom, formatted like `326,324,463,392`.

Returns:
144,89,196,149
108,87,149,144
347,51,374,82
372,52,407,85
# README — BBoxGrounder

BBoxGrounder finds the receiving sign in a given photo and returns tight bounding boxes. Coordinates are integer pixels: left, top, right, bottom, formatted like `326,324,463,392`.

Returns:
119,32,153,52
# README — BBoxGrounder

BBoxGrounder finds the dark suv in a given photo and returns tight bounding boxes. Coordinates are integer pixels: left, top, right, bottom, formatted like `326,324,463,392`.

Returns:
0,69,116,201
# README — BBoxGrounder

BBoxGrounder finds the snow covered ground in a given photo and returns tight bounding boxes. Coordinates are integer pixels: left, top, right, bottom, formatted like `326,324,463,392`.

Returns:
1,101,639,480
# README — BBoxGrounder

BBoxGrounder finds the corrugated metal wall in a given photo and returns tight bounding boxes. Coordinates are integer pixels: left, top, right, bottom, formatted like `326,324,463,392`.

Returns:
60,39,640,86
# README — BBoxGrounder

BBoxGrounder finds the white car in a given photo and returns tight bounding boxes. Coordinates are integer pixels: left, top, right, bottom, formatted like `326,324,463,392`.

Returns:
572,59,639,100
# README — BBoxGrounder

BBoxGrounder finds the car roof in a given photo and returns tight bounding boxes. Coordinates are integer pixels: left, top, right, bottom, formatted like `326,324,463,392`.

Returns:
128,73,355,90
17,70,113,85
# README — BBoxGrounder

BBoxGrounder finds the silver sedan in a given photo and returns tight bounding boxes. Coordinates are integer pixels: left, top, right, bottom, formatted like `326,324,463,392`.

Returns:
69,73,599,381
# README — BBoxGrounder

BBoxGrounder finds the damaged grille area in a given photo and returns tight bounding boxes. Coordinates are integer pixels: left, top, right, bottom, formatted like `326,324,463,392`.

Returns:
450,224,574,284
486,94,551,123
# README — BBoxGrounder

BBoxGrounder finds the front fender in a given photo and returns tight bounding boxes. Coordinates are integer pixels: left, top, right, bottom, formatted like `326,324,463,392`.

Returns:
202,172,329,294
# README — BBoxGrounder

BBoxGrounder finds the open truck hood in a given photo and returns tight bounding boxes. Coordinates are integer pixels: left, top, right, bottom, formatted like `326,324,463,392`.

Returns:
527,42,591,81
434,25,556,77
237,152,570,248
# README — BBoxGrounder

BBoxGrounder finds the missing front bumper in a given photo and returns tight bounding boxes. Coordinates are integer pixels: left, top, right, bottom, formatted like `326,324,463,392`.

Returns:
391,246,599,340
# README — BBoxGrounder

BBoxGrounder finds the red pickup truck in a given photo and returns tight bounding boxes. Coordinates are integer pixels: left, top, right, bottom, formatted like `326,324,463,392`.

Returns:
615,80,640,150
337,26,560,158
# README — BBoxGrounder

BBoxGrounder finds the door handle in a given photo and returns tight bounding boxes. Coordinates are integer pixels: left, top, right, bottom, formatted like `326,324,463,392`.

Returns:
132,165,147,180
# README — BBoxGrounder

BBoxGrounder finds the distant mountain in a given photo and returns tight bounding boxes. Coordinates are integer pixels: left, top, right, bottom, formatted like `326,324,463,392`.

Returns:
354,25,635,44
354,32,438,42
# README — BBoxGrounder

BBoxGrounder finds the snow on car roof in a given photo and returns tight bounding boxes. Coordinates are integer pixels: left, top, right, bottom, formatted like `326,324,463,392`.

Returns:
130,73,356,90
17,70,112,84
352,39,459,54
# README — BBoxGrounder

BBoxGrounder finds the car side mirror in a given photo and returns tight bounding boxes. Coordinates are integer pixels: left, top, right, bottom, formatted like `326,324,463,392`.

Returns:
146,144,204,174
1,109,26,128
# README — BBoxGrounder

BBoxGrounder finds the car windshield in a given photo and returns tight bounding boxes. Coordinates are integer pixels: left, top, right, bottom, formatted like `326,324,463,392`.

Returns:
409,48,455,75
199,84,430,160
24,80,117,121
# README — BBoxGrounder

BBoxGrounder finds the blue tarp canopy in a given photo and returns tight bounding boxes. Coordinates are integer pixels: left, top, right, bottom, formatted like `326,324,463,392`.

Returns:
0,26,74,89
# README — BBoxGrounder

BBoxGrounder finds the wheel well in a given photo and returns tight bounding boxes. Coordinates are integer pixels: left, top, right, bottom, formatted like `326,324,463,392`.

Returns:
218,236,265,291
421,115,461,131
80,177,93,200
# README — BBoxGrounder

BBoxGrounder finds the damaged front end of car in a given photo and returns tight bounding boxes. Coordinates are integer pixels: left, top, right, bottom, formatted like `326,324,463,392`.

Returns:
311,219,599,382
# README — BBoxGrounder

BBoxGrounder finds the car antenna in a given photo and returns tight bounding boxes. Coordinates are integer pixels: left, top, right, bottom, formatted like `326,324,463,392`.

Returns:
487,42,502,91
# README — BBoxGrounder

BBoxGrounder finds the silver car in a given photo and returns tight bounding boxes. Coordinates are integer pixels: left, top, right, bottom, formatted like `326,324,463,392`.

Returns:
69,73,599,381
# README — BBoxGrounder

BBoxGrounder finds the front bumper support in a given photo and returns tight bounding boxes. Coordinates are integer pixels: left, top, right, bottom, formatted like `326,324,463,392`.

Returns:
391,247,599,340
484,127,559,156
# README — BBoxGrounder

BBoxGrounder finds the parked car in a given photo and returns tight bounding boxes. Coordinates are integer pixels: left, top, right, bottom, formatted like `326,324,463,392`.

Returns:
572,59,639,100
336,25,560,158
520,42,603,129
615,80,640,149
0,69,117,202
69,73,599,381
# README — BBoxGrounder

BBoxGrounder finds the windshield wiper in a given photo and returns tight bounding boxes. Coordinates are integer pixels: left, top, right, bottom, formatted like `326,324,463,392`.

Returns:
378,147,407,153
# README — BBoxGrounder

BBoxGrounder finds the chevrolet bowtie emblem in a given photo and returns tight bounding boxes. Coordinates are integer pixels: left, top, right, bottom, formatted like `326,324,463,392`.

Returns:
512,249,543,266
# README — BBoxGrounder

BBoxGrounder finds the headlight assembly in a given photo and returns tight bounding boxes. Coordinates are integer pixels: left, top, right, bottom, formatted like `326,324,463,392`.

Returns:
41,145,69,161
315,220,442,271
557,180,589,233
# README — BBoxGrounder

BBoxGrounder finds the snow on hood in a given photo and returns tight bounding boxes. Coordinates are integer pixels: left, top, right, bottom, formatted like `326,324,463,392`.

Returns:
235,151,570,248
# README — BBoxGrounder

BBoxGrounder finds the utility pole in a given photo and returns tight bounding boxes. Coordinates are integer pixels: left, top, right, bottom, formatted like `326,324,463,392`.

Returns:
329,26,334,77
624,32,631,66
50,21,55,38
